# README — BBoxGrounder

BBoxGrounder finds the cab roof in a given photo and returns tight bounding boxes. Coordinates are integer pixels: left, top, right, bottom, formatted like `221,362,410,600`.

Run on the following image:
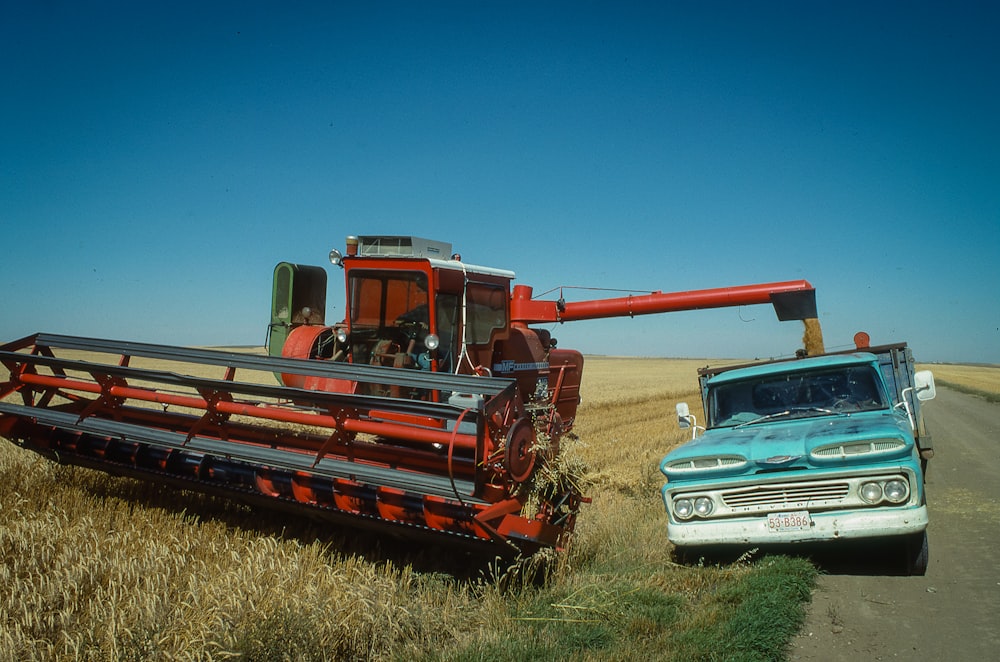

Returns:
705,352,878,386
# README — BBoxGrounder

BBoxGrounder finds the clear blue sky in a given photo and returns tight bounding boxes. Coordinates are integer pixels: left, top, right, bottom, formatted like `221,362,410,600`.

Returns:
3,2,997,363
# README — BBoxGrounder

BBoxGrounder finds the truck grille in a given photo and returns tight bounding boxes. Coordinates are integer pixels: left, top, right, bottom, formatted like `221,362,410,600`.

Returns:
722,482,850,509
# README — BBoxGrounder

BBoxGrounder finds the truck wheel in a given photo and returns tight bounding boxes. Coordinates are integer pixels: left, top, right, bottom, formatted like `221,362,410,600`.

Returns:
903,531,929,576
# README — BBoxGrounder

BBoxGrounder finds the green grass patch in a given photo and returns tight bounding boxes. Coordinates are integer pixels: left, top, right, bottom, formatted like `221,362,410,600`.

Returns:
425,552,815,662
668,555,816,662
439,576,684,661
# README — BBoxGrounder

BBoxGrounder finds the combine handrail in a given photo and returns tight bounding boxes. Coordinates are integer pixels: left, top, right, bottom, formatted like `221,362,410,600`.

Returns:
8,332,517,396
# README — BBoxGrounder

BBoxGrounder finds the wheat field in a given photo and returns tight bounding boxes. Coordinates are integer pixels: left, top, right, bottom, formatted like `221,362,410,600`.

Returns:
919,363,1000,395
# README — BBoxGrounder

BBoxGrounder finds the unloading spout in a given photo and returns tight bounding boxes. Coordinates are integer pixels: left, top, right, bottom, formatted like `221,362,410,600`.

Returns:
511,280,817,324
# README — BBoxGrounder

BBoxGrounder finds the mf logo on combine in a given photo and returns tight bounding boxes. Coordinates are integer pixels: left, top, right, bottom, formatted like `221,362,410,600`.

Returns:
493,360,548,374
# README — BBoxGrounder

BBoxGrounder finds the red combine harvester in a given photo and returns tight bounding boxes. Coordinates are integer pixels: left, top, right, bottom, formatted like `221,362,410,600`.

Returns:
0,235,816,556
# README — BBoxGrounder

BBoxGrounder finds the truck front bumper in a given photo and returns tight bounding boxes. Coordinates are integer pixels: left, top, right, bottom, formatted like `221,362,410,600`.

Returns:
667,506,928,547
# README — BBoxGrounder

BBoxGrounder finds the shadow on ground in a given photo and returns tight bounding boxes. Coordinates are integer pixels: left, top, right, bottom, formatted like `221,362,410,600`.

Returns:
674,540,915,577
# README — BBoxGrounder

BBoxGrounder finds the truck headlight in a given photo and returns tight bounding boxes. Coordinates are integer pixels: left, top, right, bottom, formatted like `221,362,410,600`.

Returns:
694,497,714,517
860,478,910,504
860,482,883,504
861,483,882,503
673,496,714,519
883,479,909,503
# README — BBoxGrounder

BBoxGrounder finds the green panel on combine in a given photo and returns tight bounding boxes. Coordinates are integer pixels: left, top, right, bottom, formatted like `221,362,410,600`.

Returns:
269,262,328,358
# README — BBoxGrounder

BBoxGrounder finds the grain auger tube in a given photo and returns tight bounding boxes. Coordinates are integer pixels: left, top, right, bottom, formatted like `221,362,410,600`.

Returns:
0,234,816,557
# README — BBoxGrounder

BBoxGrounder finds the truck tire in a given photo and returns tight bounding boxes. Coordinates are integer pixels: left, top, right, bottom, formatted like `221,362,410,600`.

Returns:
903,531,929,576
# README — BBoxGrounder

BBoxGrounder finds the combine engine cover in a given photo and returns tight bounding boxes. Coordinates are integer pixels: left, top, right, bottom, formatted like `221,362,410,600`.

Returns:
0,333,581,556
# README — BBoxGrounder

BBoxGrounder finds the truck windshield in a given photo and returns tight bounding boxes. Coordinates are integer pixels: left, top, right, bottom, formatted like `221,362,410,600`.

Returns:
708,365,888,428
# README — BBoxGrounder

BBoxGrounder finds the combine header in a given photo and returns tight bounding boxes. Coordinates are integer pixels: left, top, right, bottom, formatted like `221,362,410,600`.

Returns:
0,235,817,557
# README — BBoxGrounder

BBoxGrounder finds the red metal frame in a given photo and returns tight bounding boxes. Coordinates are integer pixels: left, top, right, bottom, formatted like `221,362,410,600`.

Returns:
510,279,815,323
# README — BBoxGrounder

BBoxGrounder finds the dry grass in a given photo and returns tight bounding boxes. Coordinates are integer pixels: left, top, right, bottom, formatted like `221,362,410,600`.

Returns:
919,363,1000,395
577,357,710,406
571,358,703,498
0,455,468,660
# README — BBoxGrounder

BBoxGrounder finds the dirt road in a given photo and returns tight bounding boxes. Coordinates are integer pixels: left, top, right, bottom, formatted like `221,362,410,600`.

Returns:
789,386,1000,660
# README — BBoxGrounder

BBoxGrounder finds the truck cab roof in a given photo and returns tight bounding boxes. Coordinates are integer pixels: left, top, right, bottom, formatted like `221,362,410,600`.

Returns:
705,353,878,386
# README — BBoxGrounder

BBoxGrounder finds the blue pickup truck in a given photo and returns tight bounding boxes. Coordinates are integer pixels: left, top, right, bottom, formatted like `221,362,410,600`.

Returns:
660,337,936,574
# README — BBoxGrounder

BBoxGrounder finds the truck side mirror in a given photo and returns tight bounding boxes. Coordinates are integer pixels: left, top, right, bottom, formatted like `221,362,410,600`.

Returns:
676,402,703,439
676,402,692,429
914,370,936,401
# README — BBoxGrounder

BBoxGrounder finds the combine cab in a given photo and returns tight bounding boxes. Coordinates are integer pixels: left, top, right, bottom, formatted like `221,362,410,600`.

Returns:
0,235,817,557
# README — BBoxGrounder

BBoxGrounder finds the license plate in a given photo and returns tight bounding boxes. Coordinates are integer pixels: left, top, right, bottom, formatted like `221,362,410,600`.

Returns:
767,510,811,532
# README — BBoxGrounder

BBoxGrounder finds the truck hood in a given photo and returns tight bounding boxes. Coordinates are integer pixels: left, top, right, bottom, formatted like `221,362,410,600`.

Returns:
661,410,913,479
